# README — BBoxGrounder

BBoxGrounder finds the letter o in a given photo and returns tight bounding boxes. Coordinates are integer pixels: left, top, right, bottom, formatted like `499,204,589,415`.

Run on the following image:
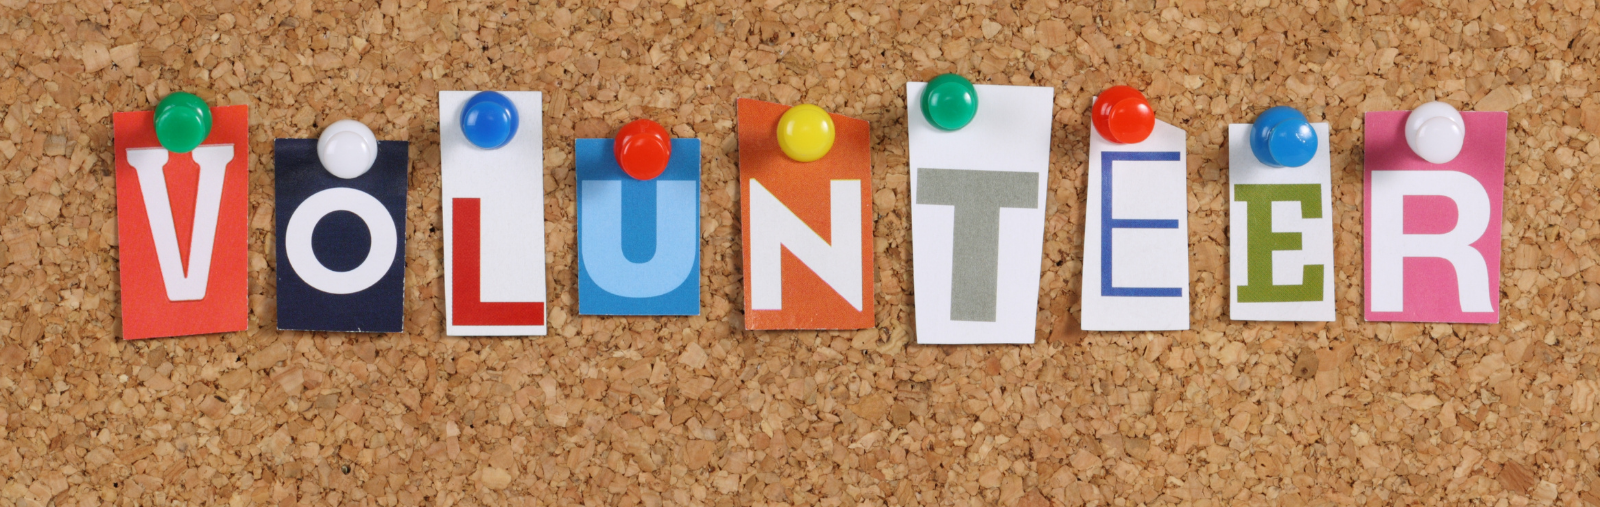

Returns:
285,187,398,295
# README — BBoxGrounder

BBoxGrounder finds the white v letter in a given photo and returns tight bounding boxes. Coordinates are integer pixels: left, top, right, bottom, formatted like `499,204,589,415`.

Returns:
127,145,233,301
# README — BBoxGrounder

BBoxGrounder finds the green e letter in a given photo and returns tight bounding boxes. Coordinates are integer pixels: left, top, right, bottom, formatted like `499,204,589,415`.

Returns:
1235,184,1323,302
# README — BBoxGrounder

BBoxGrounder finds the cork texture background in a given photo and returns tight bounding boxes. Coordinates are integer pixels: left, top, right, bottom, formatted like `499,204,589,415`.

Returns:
4,0,1600,505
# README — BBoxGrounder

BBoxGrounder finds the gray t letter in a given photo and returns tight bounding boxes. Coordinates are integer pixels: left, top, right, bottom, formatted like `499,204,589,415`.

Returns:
916,169,1039,322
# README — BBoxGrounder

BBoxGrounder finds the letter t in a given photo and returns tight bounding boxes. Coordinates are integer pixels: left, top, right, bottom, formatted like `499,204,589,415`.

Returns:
916,168,1038,322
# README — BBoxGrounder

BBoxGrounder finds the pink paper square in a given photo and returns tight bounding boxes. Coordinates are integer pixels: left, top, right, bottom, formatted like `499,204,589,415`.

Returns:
1363,110,1507,323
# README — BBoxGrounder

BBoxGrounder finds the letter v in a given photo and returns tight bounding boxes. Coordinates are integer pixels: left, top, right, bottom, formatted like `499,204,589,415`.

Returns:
127,145,233,301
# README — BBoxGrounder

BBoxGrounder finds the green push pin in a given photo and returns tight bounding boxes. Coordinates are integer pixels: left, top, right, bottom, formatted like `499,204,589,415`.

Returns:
921,73,979,131
154,92,213,153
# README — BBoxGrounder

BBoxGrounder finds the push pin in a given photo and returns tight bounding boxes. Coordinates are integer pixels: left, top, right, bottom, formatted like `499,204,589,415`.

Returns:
776,104,835,163
1405,101,1465,164
615,119,672,180
317,119,379,179
1249,106,1317,168
461,91,518,149
1091,86,1155,144
154,92,212,154
921,73,978,131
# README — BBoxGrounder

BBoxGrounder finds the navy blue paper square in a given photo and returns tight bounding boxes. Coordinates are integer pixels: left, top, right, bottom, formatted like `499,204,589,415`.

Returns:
274,138,408,332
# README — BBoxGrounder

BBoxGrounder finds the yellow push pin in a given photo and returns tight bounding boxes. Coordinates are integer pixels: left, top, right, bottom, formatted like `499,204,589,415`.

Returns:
775,104,835,162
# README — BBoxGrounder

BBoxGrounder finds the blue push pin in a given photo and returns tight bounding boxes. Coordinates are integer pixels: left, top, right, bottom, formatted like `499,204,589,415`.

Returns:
461,91,518,149
1249,106,1317,168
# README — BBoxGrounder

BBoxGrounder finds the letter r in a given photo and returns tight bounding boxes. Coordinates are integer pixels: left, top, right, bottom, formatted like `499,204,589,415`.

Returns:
1370,170,1494,313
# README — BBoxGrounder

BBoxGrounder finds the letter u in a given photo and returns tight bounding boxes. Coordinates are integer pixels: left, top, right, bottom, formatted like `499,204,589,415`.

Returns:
580,179,698,298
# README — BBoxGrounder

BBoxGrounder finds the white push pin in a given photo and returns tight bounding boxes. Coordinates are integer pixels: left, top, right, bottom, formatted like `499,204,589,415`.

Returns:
1405,101,1466,164
318,119,379,179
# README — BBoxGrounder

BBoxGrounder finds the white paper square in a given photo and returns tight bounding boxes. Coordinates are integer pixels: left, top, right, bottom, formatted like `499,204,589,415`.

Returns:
1082,120,1190,331
441,91,548,336
1228,123,1335,321
908,83,1054,344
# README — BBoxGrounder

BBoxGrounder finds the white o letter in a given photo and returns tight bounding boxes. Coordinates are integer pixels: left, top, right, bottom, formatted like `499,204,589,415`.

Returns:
286,187,398,295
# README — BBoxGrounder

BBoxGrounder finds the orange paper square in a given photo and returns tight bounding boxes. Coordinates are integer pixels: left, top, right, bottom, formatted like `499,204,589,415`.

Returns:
113,105,250,340
737,99,875,330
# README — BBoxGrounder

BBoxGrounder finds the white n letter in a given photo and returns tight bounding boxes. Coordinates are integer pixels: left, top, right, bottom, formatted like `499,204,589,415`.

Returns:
749,179,863,311
1371,170,1493,312
127,145,233,301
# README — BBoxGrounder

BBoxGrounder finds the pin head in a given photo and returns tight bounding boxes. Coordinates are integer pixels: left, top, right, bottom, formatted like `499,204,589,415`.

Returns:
776,104,835,163
921,74,979,131
318,119,379,179
1249,106,1317,168
1091,86,1155,144
154,92,212,154
461,91,518,149
615,119,672,180
1405,101,1466,164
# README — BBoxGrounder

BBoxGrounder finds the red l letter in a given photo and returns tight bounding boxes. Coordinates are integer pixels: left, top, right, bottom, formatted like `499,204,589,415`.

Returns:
453,198,545,325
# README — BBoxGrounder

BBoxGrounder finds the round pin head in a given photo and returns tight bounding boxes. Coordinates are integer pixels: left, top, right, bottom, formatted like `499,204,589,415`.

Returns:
1249,106,1317,168
615,119,672,180
921,74,979,131
318,119,379,179
776,104,835,163
1405,101,1466,164
154,92,212,154
461,91,518,149
1091,86,1155,144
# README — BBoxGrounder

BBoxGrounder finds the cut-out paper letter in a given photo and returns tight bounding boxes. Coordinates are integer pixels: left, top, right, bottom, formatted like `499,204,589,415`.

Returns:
441,91,547,336
576,138,701,315
1364,110,1506,323
1082,117,1190,330
907,83,1053,344
114,105,249,340
737,98,874,330
274,138,407,333
1228,123,1335,321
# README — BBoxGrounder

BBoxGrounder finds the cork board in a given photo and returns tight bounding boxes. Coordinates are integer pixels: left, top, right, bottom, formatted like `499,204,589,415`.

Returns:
3,0,1600,505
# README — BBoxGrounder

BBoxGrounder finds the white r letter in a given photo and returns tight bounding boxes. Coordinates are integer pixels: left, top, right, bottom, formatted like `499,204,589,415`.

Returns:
1370,170,1493,313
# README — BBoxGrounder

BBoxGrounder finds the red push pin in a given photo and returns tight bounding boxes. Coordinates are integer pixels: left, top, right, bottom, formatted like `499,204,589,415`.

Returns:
615,119,672,180
1091,86,1156,144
